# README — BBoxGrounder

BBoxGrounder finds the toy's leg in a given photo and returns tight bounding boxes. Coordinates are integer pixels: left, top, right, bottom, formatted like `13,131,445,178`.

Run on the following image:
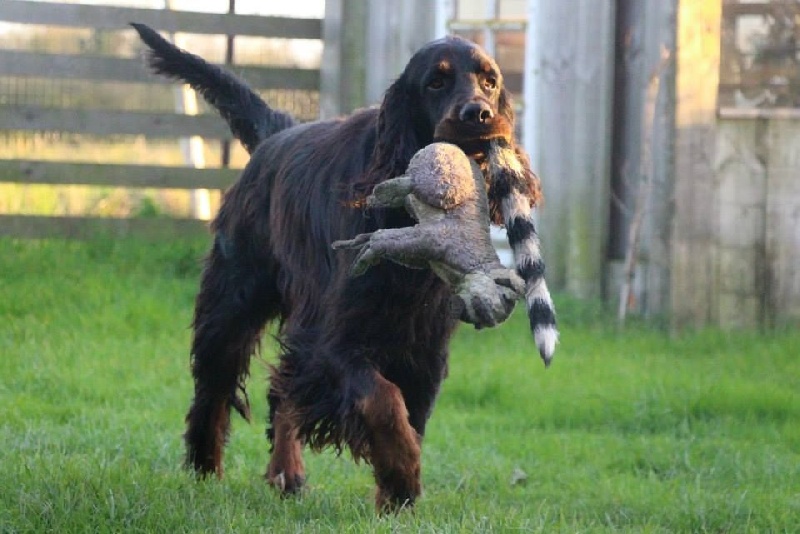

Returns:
334,227,432,276
367,176,414,208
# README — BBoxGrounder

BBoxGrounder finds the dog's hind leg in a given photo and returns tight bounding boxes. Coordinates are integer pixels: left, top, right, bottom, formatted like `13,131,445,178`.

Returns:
185,237,278,477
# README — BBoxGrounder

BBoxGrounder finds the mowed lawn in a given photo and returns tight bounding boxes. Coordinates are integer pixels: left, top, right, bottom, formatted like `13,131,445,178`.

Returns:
1,237,798,533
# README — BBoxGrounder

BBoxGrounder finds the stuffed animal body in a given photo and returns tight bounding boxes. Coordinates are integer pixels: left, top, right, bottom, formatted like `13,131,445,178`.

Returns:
333,142,524,330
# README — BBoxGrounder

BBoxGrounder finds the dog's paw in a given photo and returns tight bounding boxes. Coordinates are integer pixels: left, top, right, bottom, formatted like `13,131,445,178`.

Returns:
267,470,306,495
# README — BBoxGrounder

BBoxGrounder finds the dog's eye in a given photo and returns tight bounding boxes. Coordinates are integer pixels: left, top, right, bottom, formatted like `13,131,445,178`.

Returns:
483,77,498,90
427,77,445,90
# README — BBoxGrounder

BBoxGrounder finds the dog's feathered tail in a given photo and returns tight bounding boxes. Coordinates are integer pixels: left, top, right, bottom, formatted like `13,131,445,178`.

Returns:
130,22,296,154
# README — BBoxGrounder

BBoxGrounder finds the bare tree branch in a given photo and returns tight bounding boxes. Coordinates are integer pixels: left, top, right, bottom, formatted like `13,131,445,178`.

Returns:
618,45,672,326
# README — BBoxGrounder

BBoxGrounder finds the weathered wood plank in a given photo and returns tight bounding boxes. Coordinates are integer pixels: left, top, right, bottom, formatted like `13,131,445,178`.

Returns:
718,108,800,120
449,20,526,31
0,160,239,189
0,214,210,240
0,50,319,91
531,0,615,299
0,106,230,138
715,120,766,244
607,0,677,319
0,0,321,39
671,0,721,329
320,0,369,118
765,120,800,325
362,1,438,105
722,3,800,16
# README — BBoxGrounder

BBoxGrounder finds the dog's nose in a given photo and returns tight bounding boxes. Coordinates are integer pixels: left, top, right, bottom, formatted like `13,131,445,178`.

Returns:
459,101,494,124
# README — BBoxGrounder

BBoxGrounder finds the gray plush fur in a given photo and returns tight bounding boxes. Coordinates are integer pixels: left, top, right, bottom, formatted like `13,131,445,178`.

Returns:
332,143,524,328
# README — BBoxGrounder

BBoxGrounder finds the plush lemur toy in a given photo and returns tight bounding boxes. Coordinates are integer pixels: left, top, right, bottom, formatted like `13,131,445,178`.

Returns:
333,142,558,365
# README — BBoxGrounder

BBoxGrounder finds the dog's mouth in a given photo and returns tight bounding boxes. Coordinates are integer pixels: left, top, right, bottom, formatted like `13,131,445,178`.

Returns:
433,114,513,157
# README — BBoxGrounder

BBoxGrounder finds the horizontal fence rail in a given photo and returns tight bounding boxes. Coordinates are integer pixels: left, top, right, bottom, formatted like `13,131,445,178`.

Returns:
0,50,320,90
0,0,322,39
0,0,323,241
1,106,233,138
0,214,208,240
0,160,239,190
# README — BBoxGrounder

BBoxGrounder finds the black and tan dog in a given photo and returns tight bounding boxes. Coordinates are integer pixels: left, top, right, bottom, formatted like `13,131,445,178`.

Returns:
132,23,557,512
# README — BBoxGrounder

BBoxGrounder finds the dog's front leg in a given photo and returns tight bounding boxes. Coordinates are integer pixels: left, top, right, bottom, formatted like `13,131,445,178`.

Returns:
357,372,422,513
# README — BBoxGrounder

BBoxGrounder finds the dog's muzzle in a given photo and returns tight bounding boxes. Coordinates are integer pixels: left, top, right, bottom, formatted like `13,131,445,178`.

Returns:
433,107,513,157
458,101,495,124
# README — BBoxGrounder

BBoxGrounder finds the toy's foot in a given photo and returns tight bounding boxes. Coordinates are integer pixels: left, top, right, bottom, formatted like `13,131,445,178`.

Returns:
457,269,524,328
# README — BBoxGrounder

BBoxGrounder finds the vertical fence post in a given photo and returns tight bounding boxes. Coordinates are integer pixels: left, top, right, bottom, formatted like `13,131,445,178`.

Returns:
320,0,368,118
671,0,722,328
609,0,677,320
220,0,235,169
164,0,211,221
364,0,438,105
527,0,615,300
321,0,438,117
434,0,455,38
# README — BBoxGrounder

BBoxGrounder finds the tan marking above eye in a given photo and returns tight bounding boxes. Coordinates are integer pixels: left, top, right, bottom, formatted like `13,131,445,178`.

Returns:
428,61,452,90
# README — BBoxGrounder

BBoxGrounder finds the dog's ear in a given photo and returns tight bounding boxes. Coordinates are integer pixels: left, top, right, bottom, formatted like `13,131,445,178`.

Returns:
486,87,543,222
371,77,421,178
497,88,542,210
486,143,542,225
512,146,543,209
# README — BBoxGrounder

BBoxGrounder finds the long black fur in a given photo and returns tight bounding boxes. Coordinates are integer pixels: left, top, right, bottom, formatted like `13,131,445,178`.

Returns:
132,23,546,506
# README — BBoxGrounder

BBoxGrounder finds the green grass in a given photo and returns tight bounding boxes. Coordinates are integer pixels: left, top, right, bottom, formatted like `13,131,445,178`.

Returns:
1,238,798,533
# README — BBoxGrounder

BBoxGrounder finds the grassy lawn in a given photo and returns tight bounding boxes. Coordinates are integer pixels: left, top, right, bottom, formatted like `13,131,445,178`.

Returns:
1,237,798,533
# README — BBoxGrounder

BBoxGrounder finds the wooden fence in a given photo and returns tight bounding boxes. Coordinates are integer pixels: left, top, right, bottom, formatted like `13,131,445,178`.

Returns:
673,0,800,329
0,0,321,239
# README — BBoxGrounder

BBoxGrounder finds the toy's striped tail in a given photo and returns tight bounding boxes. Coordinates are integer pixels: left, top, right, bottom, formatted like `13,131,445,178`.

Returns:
488,140,558,366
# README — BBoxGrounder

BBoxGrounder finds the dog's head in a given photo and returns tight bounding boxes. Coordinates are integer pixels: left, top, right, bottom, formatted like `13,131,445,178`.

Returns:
416,36,514,154
374,36,516,173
